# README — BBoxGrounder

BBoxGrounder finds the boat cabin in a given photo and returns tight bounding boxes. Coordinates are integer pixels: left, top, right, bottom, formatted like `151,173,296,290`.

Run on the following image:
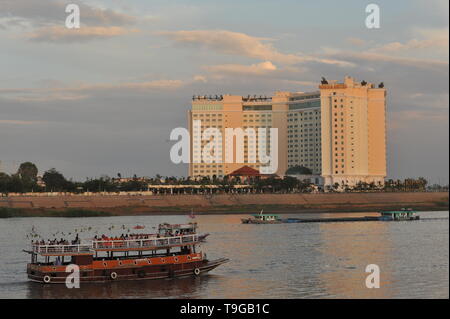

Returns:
158,223,197,236
380,209,418,221
251,214,280,222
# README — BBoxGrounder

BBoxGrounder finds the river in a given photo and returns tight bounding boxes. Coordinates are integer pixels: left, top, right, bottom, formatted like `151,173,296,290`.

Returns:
0,211,448,298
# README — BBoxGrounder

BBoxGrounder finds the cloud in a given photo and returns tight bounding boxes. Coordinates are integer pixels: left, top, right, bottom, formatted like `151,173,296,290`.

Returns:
389,108,449,133
204,61,278,75
157,30,354,67
0,0,136,27
0,0,138,42
193,75,208,83
0,120,47,126
370,28,449,54
328,51,448,72
346,37,367,46
26,26,139,42
0,79,190,102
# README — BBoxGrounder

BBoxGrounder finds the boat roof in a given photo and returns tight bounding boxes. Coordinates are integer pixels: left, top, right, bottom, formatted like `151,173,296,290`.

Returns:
251,214,279,217
381,210,416,214
159,223,197,230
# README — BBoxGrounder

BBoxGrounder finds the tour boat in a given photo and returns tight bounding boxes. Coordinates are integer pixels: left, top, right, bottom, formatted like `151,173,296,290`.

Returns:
25,223,228,284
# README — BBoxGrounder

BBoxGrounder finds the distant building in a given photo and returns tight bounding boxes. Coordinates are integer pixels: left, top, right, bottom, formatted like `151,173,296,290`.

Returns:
320,76,387,187
188,91,321,178
226,165,276,182
286,174,324,187
112,177,149,183
188,76,387,188
36,176,46,188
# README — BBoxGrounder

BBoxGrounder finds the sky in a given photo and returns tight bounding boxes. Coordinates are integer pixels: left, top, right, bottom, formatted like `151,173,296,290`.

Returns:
0,0,448,184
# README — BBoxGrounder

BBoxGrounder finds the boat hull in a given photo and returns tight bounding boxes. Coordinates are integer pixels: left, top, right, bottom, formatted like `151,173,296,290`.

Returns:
27,258,229,284
241,218,282,224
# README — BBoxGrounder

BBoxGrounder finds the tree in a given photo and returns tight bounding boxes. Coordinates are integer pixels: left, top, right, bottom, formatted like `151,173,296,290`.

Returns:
281,176,299,192
7,174,24,193
16,162,39,192
42,168,68,192
17,162,38,182
285,165,313,175
0,173,11,194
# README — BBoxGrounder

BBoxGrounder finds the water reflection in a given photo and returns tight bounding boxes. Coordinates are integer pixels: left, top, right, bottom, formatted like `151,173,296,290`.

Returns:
318,221,393,298
26,275,215,299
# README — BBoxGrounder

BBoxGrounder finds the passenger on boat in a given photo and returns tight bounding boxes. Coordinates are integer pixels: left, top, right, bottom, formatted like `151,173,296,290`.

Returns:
54,256,62,266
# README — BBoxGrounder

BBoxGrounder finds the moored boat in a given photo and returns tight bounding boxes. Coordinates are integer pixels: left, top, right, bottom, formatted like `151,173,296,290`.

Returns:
241,213,282,224
25,223,228,284
379,208,420,221
241,209,421,224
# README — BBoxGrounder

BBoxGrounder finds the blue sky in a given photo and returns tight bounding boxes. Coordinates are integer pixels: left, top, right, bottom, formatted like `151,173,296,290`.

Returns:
0,0,448,184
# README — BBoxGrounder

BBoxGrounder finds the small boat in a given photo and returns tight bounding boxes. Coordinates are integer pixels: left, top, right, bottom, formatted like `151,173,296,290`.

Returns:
133,225,145,230
379,208,420,221
241,211,281,224
25,222,228,284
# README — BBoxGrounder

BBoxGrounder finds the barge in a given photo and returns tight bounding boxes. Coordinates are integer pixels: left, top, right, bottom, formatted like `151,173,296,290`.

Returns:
242,209,420,224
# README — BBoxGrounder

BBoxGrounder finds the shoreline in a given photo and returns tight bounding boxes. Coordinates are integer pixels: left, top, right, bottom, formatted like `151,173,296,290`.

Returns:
1,191,448,217
1,207,449,218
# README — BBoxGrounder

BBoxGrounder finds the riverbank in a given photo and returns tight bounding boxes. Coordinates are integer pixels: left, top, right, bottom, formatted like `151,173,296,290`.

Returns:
0,207,112,218
0,192,447,217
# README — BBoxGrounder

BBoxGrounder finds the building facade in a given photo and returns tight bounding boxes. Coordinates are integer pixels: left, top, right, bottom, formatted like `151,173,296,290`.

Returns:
188,91,321,178
188,76,387,187
320,76,387,187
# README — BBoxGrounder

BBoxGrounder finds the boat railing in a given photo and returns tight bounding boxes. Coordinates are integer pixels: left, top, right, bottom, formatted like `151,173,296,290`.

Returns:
32,243,93,255
92,234,198,250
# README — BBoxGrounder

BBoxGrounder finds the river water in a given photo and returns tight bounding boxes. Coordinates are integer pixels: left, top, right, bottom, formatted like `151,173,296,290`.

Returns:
0,211,448,299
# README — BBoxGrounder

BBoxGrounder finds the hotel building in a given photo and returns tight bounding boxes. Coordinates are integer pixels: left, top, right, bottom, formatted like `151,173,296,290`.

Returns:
320,76,387,187
188,91,321,178
188,76,386,187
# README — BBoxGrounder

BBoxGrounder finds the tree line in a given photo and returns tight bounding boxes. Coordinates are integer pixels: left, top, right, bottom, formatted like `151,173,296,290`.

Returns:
0,162,444,195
